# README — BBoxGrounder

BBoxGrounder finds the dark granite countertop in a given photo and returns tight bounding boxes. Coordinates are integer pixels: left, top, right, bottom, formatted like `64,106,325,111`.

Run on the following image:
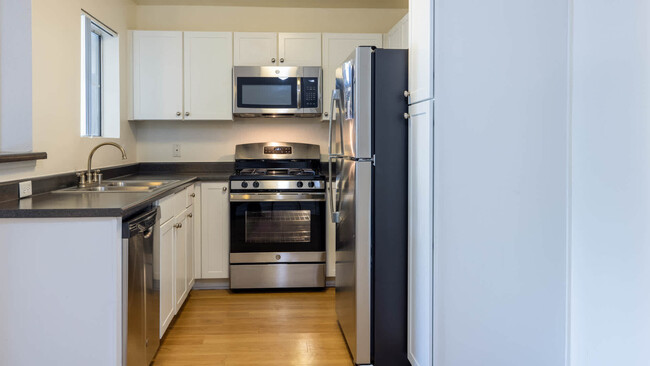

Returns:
0,162,234,219
0,177,198,218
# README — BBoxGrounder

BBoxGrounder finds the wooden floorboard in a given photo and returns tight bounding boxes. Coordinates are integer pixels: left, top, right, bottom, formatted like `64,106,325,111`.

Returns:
153,288,353,366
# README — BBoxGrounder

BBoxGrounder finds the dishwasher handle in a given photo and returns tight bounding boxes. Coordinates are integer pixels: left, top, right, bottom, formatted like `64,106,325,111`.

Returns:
123,207,160,239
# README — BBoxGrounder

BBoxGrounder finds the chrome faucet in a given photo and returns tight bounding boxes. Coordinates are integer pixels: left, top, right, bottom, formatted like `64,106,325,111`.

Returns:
79,142,127,187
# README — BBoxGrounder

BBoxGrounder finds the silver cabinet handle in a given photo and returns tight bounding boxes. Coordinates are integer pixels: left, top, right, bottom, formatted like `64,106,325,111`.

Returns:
222,186,228,192
176,112,181,116
280,58,284,63
188,213,193,218
404,90,410,97
271,58,276,63
404,113,410,120
190,193,196,198
324,112,329,117
185,112,190,117
178,223,182,229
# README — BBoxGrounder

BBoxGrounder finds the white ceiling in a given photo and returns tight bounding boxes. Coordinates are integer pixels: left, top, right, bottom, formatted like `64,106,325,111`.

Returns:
133,0,407,9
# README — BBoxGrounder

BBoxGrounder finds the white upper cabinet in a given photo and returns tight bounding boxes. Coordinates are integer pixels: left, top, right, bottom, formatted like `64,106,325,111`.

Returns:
321,33,383,120
408,0,433,104
386,14,409,49
278,33,322,66
183,32,233,121
132,31,183,120
132,31,232,121
233,32,278,66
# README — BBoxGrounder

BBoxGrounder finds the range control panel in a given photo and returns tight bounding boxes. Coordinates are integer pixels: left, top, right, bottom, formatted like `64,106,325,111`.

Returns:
301,78,319,109
264,146,292,155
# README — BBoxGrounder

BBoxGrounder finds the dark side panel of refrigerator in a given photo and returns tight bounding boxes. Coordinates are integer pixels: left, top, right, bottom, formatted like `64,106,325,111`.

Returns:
372,48,410,366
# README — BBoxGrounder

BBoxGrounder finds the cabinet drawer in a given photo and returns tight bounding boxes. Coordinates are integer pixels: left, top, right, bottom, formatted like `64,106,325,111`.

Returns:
173,189,187,217
158,195,175,224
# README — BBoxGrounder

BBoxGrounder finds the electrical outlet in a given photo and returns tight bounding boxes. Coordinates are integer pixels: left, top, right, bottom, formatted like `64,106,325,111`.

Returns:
173,144,181,158
19,181,32,198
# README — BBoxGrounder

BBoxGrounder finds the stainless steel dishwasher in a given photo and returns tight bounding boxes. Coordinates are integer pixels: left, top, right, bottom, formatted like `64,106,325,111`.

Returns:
122,207,160,366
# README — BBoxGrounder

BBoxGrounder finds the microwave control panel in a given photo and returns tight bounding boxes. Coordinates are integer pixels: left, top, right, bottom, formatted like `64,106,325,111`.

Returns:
301,78,319,109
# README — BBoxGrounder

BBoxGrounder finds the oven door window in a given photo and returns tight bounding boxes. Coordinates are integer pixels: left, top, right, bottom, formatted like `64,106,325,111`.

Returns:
231,201,324,253
236,77,298,109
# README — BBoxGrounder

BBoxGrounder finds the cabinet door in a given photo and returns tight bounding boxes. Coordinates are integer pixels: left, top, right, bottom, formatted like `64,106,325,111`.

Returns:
278,33,322,66
234,32,277,66
174,211,188,314
387,15,408,49
186,206,195,289
184,32,233,120
201,182,230,279
132,31,183,120
159,220,175,338
321,33,383,121
407,100,433,366
408,0,433,103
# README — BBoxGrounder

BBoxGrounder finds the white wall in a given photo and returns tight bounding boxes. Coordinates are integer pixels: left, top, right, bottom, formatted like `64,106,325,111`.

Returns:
136,118,330,161
434,0,570,364
570,1,650,365
0,0,138,183
0,0,33,152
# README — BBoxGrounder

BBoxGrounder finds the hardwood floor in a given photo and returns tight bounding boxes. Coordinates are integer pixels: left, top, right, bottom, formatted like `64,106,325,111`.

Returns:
153,288,353,366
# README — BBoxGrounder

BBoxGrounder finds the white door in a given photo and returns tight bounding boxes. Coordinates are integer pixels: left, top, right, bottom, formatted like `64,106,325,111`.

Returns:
159,219,175,337
186,206,195,289
407,100,433,366
278,33,322,66
201,183,230,279
174,211,188,313
408,0,433,104
234,32,278,66
132,31,183,120
183,32,233,120
321,33,383,121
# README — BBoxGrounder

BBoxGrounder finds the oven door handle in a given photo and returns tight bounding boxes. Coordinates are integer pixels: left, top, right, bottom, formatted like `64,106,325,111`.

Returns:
230,193,326,202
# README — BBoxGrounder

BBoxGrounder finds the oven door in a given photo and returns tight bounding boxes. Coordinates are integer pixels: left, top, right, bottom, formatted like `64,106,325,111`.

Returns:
230,192,325,253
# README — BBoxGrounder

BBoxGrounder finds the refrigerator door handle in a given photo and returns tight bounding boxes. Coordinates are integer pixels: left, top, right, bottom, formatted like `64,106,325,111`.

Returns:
328,89,343,158
328,88,343,224
328,155,341,224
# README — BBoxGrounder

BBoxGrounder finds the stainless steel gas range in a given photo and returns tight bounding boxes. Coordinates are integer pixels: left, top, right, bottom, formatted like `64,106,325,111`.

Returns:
229,142,326,289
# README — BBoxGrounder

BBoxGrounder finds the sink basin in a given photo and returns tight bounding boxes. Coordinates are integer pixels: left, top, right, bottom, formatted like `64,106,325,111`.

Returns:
55,180,179,193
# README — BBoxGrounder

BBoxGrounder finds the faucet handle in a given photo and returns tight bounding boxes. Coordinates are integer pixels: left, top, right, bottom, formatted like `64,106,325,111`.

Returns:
94,170,103,185
76,172,87,186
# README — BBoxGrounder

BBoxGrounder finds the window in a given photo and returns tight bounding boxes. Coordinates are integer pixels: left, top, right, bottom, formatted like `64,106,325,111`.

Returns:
80,12,119,138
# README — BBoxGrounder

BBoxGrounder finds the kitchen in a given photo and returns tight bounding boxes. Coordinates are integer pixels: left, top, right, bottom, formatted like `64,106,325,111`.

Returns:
2,1,650,366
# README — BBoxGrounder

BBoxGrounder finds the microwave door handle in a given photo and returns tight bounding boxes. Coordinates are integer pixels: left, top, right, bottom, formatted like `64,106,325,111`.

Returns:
297,77,302,109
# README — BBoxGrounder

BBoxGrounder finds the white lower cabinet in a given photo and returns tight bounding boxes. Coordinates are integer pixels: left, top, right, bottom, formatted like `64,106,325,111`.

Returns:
158,184,198,338
407,100,433,366
159,219,175,337
201,182,230,279
174,209,188,313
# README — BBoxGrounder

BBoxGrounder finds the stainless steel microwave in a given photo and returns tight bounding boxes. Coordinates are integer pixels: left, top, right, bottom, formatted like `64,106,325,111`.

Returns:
233,66,322,118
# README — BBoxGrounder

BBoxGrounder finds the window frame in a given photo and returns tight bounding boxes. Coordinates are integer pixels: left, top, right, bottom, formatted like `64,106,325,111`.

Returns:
81,12,116,138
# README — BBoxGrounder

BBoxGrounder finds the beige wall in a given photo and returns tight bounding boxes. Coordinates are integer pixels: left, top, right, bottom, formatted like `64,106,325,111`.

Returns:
134,5,406,162
0,0,137,183
134,5,406,33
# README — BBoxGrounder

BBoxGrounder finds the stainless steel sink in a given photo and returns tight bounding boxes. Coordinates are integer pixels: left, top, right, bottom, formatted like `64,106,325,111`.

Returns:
55,180,179,193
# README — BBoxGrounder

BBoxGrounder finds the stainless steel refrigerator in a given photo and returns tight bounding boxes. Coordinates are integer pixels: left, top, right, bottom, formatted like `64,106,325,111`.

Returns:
328,47,409,366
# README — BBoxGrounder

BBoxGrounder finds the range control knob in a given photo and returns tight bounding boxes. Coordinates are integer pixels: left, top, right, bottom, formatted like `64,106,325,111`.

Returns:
297,181,304,188
241,181,248,188
253,181,260,188
308,181,315,188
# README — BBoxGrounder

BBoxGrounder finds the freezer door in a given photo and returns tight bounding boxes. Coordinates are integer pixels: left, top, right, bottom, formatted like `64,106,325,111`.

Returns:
335,158,372,365
333,47,373,159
